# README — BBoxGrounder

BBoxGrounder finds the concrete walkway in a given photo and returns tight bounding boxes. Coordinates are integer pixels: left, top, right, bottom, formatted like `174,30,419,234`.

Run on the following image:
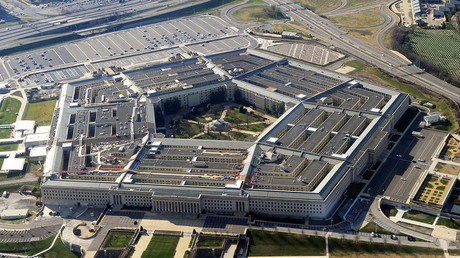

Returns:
174,235,191,258
131,233,153,258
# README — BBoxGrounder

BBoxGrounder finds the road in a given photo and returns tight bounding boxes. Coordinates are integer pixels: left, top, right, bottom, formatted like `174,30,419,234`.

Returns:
263,0,460,104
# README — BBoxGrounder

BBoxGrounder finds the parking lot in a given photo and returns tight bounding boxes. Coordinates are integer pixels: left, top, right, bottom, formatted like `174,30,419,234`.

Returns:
368,115,449,203
0,15,253,87
0,224,60,243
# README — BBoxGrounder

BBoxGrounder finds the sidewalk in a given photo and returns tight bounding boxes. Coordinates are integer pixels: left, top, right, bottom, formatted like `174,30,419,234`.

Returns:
131,233,153,258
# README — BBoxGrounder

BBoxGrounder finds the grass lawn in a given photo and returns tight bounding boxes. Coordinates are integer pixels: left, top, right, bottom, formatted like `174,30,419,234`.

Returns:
197,133,231,140
225,107,265,124
184,106,223,123
329,13,385,28
344,0,376,7
345,27,381,49
359,221,395,235
22,100,57,126
235,123,268,132
141,235,179,258
248,230,325,256
436,217,460,230
229,131,253,140
232,6,284,22
104,232,133,248
0,234,78,257
41,236,80,258
345,60,458,132
434,162,460,175
197,237,223,247
328,238,444,256
402,211,436,224
298,0,341,13
173,120,203,138
11,91,23,98
0,181,40,193
0,143,18,152
0,97,21,124
0,128,12,139
381,205,398,217
272,23,311,38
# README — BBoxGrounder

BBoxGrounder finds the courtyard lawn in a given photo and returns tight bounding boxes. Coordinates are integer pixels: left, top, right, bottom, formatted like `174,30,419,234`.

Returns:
0,143,18,152
104,232,133,248
0,97,21,124
0,128,12,139
229,131,253,141
22,100,57,126
225,107,265,124
197,133,231,140
173,120,203,138
141,235,179,258
197,237,223,247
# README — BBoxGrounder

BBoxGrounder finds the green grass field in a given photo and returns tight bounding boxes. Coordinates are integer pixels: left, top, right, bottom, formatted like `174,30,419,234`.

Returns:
0,128,12,139
104,232,133,248
408,29,460,80
359,221,395,235
329,13,385,28
197,237,223,247
328,238,444,256
0,98,21,124
141,235,179,258
11,91,23,98
344,0,375,8
197,133,231,140
232,6,284,22
248,230,326,256
22,100,57,126
173,120,203,138
297,0,341,13
225,107,265,124
0,143,18,152
0,181,40,193
436,218,460,230
184,107,224,123
402,211,437,224
345,60,458,132
229,131,253,140
0,234,79,257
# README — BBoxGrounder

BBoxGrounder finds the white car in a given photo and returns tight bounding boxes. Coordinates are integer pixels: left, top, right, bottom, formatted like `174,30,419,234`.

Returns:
396,154,402,158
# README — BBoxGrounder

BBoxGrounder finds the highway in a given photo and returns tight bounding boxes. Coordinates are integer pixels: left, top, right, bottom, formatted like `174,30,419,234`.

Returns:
265,0,460,103
0,0,192,50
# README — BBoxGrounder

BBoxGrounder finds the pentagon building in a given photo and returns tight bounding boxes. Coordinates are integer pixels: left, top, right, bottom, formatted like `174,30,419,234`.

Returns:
41,49,409,220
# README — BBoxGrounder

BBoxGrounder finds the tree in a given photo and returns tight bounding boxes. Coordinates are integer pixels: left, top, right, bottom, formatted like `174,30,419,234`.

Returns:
210,87,226,104
163,97,181,115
